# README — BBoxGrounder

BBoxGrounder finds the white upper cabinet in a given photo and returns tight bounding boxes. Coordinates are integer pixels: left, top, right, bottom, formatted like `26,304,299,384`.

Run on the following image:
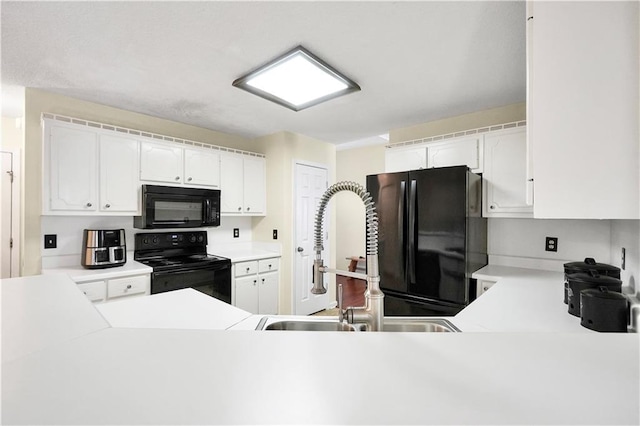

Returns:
184,148,220,187
385,146,427,172
243,156,266,215
220,153,266,216
47,123,98,212
140,141,221,188
427,136,483,173
139,141,184,184
528,1,639,219
483,127,532,218
99,134,139,212
44,119,141,215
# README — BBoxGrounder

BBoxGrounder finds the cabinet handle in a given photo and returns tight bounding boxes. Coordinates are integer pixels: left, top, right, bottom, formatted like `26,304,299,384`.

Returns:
246,267,250,272
246,207,251,211
126,284,132,289
253,280,257,286
483,286,489,291
188,177,192,182
86,202,92,207
238,207,242,211
261,278,265,284
175,176,180,181
490,205,495,210
268,264,272,269
105,204,111,208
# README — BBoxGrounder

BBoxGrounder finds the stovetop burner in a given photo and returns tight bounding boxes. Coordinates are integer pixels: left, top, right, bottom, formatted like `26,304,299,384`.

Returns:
134,231,230,272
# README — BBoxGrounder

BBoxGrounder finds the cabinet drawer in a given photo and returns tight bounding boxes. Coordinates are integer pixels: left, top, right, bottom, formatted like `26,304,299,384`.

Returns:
78,281,106,302
258,258,280,273
107,275,148,299
235,261,259,277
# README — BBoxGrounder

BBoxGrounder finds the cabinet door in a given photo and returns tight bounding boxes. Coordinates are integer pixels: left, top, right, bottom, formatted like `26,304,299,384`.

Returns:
427,137,483,173
48,124,98,212
483,128,532,217
99,134,139,213
184,148,220,187
140,141,183,184
243,157,266,215
476,280,496,298
220,153,244,214
530,2,639,219
385,146,427,172
258,272,279,315
234,275,259,313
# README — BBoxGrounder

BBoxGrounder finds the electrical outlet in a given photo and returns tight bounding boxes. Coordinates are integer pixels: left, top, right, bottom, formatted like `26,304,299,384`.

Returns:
545,236,558,252
233,228,239,238
44,234,57,249
273,229,278,240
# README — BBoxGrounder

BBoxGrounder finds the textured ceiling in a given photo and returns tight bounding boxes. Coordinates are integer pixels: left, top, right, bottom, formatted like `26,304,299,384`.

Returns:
1,1,526,145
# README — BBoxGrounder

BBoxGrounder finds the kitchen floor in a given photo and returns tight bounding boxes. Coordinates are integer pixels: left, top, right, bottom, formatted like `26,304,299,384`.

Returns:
311,275,366,316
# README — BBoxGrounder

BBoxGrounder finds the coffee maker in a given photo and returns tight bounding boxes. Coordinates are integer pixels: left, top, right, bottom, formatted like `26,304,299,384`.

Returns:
81,229,126,269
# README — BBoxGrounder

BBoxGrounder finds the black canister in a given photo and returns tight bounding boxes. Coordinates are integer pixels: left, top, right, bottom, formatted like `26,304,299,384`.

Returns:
580,287,628,332
566,270,622,317
563,258,621,304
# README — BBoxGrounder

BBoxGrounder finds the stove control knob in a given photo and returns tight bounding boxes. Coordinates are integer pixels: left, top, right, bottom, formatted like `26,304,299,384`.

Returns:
197,235,204,243
142,238,149,245
190,235,197,243
152,237,159,245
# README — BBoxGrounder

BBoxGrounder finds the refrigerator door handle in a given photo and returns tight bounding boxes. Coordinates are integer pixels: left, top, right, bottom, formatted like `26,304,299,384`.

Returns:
400,180,406,283
408,179,417,283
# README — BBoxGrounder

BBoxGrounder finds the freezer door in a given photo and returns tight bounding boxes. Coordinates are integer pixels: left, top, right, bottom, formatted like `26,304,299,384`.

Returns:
408,166,469,304
366,172,408,293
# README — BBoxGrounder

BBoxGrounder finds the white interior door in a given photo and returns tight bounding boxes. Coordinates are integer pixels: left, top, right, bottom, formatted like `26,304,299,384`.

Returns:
294,163,330,315
1,151,14,278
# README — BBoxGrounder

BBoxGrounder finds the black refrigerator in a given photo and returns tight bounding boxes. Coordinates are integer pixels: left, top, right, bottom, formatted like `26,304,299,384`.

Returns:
366,165,487,316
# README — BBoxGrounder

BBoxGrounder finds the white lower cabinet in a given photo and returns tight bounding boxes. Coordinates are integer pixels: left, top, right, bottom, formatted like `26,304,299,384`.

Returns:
77,274,150,303
77,281,107,303
476,279,496,298
233,257,279,314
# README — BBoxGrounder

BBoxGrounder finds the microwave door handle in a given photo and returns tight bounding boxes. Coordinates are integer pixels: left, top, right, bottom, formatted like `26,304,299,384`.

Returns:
205,199,211,223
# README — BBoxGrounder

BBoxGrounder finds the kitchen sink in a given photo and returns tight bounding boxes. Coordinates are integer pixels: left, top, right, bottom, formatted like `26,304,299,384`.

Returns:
256,317,460,332
262,320,359,332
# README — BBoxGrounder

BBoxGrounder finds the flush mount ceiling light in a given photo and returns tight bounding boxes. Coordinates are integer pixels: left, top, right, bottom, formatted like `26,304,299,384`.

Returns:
232,46,361,111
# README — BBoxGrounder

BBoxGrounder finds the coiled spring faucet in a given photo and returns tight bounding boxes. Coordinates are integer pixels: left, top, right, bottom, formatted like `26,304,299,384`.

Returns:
312,181,384,331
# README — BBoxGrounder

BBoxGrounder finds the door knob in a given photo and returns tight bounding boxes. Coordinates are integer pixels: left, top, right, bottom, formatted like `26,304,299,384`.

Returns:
297,247,304,252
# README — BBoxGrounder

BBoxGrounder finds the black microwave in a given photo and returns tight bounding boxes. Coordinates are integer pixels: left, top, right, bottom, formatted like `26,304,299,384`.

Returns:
134,185,221,229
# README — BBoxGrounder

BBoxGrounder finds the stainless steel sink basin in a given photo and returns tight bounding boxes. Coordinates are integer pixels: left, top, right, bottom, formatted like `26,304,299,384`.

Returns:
257,317,459,332
262,320,358,331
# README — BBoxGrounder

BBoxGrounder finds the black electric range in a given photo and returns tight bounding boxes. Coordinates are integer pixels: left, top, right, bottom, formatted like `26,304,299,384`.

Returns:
134,231,231,303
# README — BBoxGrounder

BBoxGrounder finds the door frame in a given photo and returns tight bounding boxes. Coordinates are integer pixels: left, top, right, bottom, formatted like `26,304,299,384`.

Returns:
291,159,335,314
1,148,21,277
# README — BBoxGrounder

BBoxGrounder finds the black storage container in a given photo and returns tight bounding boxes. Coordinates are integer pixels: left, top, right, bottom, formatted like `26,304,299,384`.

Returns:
566,271,622,317
580,287,628,332
563,258,620,304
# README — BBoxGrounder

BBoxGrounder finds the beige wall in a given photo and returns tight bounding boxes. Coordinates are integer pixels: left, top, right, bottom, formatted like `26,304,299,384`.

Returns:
335,102,526,271
23,89,252,275
252,131,336,314
1,117,24,151
390,102,526,143
335,144,386,270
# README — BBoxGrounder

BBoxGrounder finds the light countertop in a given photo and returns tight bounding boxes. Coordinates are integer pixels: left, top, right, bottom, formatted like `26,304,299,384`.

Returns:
96,288,251,330
2,267,638,425
42,258,152,283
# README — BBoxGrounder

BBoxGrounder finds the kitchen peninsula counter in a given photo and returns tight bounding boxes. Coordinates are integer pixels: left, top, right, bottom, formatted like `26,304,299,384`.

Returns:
2,272,638,425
